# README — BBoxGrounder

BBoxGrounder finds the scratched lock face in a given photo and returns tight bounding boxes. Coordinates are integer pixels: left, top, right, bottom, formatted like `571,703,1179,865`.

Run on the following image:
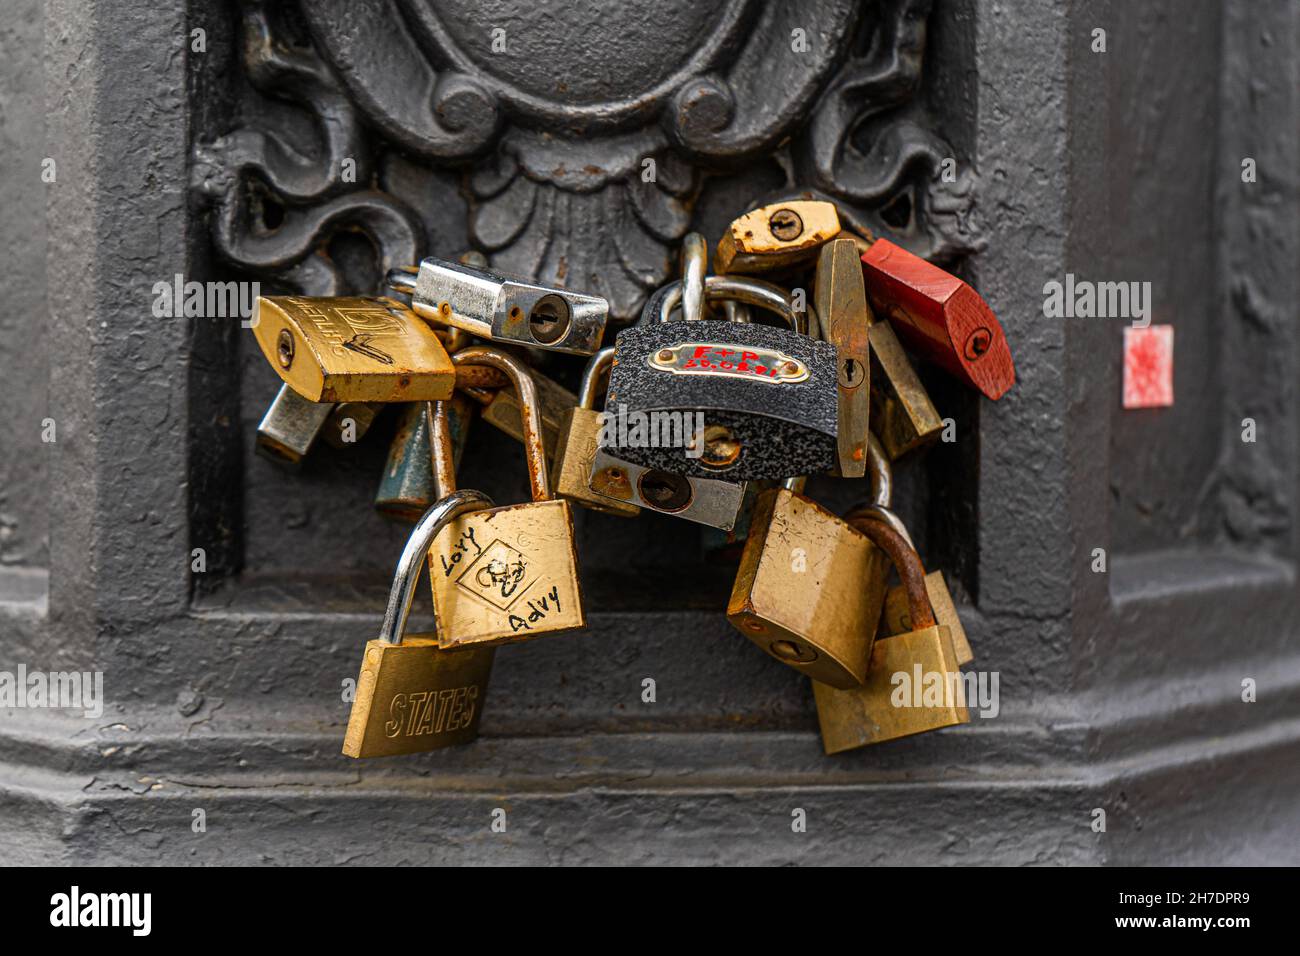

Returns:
427,500,586,647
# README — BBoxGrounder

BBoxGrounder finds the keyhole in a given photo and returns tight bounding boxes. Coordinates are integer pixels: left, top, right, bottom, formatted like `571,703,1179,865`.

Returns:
276,329,295,369
528,294,572,345
964,327,992,361
637,470,693,512
839,356,865,388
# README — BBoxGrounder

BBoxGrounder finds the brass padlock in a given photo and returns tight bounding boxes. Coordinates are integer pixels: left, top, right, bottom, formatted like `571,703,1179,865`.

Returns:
461,363,576,465
388,257,608,355
726,437,893,689
868,317,944,460
252,295,456,403
814,515,970,753
715,200,841,275
374,395,476,523
552,347,640,517
254,383,332,469
427,347,586,647
814,237,871,477
342,488,497,758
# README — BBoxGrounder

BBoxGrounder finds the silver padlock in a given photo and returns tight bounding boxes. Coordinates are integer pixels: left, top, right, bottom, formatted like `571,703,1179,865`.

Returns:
387,257,608,355
255,383,333,469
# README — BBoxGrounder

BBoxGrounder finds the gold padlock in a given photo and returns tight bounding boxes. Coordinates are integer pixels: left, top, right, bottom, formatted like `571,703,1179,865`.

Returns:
342,489,497,758
552,347,641,517
725,438,894,689
715,200,841,275
427,347,586,647
252,295,456,403
814,514,970,753
868,318,944,460
815,237,871,477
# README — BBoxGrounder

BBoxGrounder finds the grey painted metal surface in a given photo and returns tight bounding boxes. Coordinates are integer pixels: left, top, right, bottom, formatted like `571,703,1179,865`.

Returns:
0,0,1297,864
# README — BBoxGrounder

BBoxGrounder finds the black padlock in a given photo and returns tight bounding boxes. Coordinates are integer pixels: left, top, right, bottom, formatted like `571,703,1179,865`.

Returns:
603,273,839,481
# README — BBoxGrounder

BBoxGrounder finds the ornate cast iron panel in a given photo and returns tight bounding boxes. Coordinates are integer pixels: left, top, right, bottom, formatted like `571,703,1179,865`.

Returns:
192,0,981,321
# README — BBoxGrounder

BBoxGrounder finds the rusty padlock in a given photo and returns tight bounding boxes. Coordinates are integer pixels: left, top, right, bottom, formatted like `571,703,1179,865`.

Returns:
715,200,842,275
374,395,476,523
426,347,586,647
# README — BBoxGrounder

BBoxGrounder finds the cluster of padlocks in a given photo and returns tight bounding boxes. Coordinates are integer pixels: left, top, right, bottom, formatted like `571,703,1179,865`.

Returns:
248,200,1016,758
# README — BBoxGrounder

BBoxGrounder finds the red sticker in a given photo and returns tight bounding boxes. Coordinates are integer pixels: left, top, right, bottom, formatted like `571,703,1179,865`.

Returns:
1122,325,1173,409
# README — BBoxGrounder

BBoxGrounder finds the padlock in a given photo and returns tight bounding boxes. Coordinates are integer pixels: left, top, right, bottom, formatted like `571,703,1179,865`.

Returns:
552,347,640,517
814,237,871,477
460,364,576,465
321,401,382,450
847,503,974,666
252,295,456,403
859,238,1015,400
726,437,894,689
604,267,840,480
427,347,585,647
813,515,970,753
342,488,497,758
374,395,476,523
388,257,608,355
868,316,944,460
715,200,841,275
254,383,333,469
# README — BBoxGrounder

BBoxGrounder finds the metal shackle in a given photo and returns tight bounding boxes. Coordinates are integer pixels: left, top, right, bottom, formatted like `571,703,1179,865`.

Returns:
845,513,938,632
680,233,709,323
385,266,418,297
378,489,495,645
842,435,914,545
640,275,807,335
443,346,551,504
578,346,617,412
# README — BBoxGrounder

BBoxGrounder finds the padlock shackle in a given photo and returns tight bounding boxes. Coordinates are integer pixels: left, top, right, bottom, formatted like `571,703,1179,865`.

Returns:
847,514,937,630
867,434,891,507
426,401,458,501
379,489,495,645
852,503,914,550
680,233,709,323
641,276,807,334
385,266,418,296
450,346,551,502
579,346,617,411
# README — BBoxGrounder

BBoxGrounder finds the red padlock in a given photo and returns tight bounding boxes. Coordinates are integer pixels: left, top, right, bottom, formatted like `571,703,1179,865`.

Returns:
860,238,1015,400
